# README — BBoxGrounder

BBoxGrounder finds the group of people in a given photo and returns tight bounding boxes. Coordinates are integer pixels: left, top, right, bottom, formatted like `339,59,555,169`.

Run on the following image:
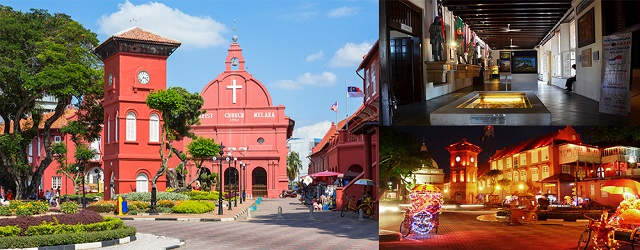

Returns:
0,187,61,207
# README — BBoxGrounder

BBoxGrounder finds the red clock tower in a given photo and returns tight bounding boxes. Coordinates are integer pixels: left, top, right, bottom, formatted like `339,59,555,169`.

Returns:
95,27,181,200
445,139,482,204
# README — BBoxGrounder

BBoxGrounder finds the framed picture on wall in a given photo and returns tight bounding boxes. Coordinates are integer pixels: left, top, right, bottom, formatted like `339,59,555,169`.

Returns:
511,55,538,73
500,51,511,60
581,48,592,67
578,7,595,48
499,59,511,72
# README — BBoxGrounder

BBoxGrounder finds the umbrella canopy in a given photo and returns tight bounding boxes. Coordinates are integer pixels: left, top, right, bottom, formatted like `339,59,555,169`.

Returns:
310,170,342,177
601,178,640,195
412,184,442,193
354,179,376,186
341,171,361,179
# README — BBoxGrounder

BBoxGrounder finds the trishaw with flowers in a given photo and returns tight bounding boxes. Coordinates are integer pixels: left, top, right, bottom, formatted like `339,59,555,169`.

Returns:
399,184,444,238
578,179,640,250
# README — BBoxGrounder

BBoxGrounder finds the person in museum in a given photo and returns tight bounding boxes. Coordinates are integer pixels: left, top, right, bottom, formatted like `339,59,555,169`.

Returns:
565,64,577,92
429,16,444,61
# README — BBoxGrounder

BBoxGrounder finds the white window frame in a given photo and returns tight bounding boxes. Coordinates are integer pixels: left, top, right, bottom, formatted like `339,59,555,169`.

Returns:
150,114,160,142
28,143,33,163
54,136,61,144
531,168,539,181
542,166,550,179
52,176,62,189
513,172,519,182
136,173,149,193
562,165,571,174
126,112,136,141
520,170,527,182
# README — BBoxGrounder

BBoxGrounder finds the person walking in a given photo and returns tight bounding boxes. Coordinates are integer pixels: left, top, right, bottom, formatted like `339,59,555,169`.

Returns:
565,64,577,92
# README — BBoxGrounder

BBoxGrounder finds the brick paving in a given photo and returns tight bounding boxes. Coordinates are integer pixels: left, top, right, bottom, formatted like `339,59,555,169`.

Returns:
121,197,378,250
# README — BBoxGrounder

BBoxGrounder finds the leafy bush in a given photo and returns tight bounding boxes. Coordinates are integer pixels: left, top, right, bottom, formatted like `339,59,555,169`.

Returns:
171,200,216,214
0,206,11,216
157,207,172,213
121,192,189,201
186,190,219,200
60,201,79,214
87,200,117,213
63,193,103,200
0,210,104,236
126,200,150,211
157,199,177,208
24,217,124,236
0,226,136,249
0,225,20,237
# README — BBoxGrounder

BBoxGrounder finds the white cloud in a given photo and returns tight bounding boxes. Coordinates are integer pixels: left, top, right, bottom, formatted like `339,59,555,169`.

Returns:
330,42,373,68
305,51,324,62
293,121,332,139
97,1,227,49
328,7,360,18
272,72,337,90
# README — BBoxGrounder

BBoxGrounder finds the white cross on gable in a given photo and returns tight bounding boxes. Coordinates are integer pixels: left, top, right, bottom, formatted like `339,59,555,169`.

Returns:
226,79,243,104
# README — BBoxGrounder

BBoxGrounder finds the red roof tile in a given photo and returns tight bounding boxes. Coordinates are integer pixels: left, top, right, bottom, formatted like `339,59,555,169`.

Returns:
490,126,581,160
113,27,180,45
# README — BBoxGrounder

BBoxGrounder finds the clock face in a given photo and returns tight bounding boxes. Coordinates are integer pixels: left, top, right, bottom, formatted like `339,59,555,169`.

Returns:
455,156,461,162
137,70,150,84
108,73,113,86
471,157,475,163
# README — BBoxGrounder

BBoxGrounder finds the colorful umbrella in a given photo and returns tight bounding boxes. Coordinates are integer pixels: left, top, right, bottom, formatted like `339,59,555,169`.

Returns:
601,178,640,195
354,179,376,186
310,170,342,177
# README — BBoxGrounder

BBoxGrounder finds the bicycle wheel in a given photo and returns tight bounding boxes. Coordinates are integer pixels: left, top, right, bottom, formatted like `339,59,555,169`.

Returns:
400,218,412,238
341,205,348,217
362,205,373,218
578,229,590,250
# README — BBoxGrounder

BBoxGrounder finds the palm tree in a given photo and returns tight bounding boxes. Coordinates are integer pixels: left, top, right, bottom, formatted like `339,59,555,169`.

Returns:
286,152,303,185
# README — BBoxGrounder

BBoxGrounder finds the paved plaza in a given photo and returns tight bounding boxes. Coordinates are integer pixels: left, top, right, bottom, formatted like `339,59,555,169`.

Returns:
117,198,378,249
379,205,639,250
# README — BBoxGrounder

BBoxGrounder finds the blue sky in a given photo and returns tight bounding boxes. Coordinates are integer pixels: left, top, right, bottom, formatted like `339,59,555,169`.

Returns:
3,0,378,139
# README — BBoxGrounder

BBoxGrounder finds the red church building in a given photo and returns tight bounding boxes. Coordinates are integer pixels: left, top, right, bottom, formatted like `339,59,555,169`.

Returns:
92,27,292,199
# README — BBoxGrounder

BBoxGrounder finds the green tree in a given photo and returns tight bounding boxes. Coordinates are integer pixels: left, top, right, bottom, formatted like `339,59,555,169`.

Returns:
586,127,640,146
286,152,303,183
186,136,220,189
379,127,429,196
0,7,103,199
483,169,503,199
145,87,205,190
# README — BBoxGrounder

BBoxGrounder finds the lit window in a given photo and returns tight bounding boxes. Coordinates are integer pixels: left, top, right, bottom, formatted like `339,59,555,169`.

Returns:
460,170,465,182
531,168,539,181
126,112,136,141
542,166,550,179
596,167,605,178
520,170,527,182
452,171,457,182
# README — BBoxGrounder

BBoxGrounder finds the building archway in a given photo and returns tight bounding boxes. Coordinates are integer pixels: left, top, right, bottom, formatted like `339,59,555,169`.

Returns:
455,192,462,201
252,167,267,197
224,167,239,194
348,164,363,173
136,173,149,193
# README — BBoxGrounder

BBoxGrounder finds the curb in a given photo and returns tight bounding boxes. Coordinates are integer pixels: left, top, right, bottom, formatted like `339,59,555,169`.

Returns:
165,239,186,250
119,201,256,222
21,235,137,250
379,230,403,242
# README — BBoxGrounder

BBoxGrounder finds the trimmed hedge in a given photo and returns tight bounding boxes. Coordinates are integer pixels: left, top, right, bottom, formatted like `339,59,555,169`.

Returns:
185,190,219,201
87,200,117,213
123,192,189,201
0,225,20,237
0,226,136,249
171,200,216,214
61,201,79,214
0,209,104,235
24,217,124,236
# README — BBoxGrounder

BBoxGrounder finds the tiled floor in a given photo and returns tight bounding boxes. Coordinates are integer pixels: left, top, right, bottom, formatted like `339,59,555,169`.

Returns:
393,79,630,126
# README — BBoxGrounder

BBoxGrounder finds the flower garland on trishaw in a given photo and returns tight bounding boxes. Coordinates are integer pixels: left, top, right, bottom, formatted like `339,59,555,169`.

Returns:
400,184,444,236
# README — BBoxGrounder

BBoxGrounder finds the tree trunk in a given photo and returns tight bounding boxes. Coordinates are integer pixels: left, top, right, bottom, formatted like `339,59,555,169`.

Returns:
166,168,178,189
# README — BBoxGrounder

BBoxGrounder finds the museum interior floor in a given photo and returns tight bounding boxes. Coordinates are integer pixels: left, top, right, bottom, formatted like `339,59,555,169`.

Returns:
393,78,630,126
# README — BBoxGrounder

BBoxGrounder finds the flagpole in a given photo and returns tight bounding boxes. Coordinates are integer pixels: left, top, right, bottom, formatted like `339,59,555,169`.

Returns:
345,85,349,131
335,100,338,133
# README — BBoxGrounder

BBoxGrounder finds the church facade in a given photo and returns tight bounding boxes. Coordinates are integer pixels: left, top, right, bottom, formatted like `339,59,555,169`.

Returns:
95,27,293,199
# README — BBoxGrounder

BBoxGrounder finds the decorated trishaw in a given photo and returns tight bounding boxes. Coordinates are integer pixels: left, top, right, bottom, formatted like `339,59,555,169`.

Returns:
578,179,640,250
399,184,443,238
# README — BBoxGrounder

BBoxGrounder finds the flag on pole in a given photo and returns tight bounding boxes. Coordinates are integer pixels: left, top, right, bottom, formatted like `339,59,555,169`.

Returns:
347,86,365,98
330,101,338,112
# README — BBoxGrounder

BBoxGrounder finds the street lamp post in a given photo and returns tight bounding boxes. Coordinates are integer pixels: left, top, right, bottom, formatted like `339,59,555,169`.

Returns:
215,143,225,215
243,163,247,202
234,157,238,207
239,161,243,204
227,152,232,211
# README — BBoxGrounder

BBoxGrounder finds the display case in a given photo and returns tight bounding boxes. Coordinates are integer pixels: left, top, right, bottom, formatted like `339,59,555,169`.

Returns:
456,92,533,109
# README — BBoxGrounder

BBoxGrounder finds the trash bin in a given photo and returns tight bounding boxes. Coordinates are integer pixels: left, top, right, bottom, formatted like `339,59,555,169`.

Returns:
122,200,128,213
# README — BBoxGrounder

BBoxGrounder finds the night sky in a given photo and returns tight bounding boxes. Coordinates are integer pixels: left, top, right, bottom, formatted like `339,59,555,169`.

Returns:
391,126,592,175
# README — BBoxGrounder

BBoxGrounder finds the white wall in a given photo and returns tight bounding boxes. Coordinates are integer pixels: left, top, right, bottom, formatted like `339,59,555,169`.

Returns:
576,0,603,101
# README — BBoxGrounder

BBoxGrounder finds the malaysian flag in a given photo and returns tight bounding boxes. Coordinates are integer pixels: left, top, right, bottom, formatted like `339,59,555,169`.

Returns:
347,86,365,98
330,101,338,112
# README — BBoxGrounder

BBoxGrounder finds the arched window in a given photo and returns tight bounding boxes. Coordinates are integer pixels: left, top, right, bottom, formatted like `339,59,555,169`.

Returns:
149,114,159,142
136,173,149,193
126,112,136,141
460,170,465,182
452,171,457,182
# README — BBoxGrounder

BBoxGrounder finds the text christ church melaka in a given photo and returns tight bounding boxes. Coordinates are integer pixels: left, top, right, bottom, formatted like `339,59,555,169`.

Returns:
95,27,294,200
